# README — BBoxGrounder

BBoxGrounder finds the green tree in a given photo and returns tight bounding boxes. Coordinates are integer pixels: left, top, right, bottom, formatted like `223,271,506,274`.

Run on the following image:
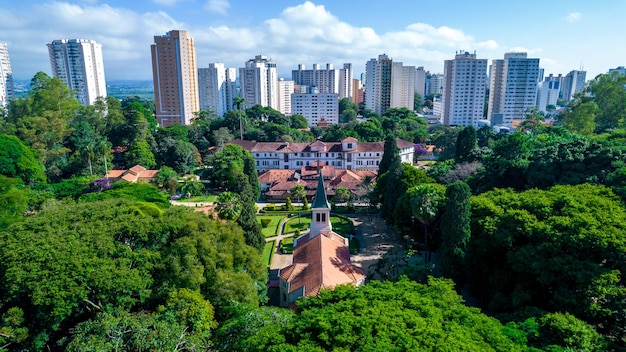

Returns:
455,125,478,162
0,133,46,183
154,166,178,195
561,101,598,135
333,187,350,203
216,192,243,220
232,173,264,251
469,184,626,343
439,181,471,284
7,72,81,181
585,73,626,131
289,114,308,129
253,278,523,351
409,183,446,262
125,140,156,169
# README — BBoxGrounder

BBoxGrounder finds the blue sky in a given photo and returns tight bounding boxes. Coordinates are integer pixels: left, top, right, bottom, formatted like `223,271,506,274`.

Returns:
1,0,623,81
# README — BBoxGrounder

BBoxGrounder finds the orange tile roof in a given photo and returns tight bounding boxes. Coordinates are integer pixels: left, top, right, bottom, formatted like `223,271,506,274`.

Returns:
279,233,365,299
258,169,294,184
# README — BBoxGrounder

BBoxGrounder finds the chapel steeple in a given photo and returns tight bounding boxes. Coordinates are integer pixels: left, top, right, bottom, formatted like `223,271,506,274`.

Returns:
309,172,332,235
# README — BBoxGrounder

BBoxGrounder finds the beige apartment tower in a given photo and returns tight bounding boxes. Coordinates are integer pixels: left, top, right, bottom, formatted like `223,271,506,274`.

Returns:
151,30,199,126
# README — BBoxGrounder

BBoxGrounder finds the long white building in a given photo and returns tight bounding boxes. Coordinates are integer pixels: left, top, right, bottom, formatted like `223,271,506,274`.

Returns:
441,51,488,126
488,52,540,126
0,42,14,106
230,138,416,172
47,39,107,106
198,63,237,118
239,55,279,110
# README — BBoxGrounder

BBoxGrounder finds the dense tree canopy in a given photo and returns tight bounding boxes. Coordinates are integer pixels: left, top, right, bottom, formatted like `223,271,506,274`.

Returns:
247,278,523,351
469,184,626,345
0,198,265,350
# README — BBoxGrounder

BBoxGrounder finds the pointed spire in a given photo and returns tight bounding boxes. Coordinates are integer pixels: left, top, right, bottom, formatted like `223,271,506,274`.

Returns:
311,172,330,209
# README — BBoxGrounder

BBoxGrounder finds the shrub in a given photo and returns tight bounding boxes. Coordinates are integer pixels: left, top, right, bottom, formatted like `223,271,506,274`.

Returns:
260,218,271,228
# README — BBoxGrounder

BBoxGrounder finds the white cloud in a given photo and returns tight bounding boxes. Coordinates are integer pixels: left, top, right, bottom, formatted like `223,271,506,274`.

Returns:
4,1,501,80
205,0,229,15
566,12,582,23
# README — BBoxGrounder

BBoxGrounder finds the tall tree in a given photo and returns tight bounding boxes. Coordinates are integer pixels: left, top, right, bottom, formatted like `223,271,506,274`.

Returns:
455,125,478,162
233,172,264,251
409,183,446,262
378,134,399,178
439,181,471,284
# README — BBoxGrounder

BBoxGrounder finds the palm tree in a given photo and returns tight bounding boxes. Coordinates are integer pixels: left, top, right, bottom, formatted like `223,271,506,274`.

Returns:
216,191,242,220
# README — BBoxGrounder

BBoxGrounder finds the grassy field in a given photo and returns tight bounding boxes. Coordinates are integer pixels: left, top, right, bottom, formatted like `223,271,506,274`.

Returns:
258,215,285,238
261,240,276,267
184,194,218,202
284,216,312,233
283,215,355,235
280,236,294,254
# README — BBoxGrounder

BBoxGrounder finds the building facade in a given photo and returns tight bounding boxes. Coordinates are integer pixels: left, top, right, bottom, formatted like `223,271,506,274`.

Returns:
278,78,295,115
364,54,393,115
230,138,415,173
239,55,279,110
560,70,586,103
151,30,199,126
536,74,561,114
390,62,416,110
487,52,540,126
198,63,237,118
47,39,107,106
338,63,353,100
441,51,488,126
291,92,339,125
278,173,365,308
0,42,14,106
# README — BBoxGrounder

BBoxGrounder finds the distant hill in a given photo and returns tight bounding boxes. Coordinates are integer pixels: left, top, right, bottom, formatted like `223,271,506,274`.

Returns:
107,80,154,101
11,79,155,101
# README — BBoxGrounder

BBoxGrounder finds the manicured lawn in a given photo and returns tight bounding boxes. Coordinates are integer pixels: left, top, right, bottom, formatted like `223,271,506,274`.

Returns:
261,240,276,267
280,236,294,254
284,216,312,233
180,194,218,202
257,215,285,238
283,215,355,235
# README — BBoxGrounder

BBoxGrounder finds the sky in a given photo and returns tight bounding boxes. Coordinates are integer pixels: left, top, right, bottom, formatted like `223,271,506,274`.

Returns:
1,0,624,82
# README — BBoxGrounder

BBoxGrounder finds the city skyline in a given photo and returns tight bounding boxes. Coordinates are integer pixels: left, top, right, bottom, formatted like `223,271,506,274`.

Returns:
1,1,622,81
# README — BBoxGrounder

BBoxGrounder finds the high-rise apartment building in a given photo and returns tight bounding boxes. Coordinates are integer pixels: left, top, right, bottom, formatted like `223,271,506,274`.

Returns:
338,63,353,100
351,78,364,106
426,73,444,96
364,54,393,115
292,63,337,94
198,63,237,118
291,92,339,126
441,51,488,126
47,39,106,106
390,62,416,110
151,30,199,126
278,78,295,115
415,67,427,98
239,55,279,110
0,42,14,106
560,70,586,103
537,74,561,114
487,52,540,126
365,54,415,115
